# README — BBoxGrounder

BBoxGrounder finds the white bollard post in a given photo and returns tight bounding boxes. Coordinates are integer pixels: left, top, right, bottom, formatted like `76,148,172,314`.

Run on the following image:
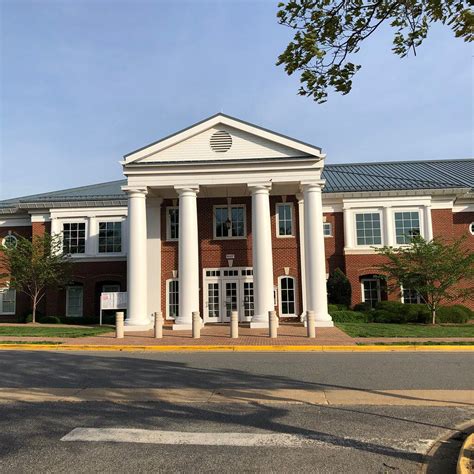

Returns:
306,310,316,338
192,311,201,339
269,310,278,338
154,311,163,339
115,311,124,339
230,310,239,339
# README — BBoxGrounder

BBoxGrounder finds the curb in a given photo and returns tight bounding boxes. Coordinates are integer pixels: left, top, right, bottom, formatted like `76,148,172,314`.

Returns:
0,344,473,352
457,433,473,474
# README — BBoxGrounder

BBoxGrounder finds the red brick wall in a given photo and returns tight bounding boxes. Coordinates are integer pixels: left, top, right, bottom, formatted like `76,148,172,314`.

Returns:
0,224,33,321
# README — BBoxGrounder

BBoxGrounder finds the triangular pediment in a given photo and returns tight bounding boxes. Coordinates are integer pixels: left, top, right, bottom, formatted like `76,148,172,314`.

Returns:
123,113,323,165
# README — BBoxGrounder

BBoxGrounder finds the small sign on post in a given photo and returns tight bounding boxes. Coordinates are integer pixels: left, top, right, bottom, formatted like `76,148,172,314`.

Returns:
100,292,127,325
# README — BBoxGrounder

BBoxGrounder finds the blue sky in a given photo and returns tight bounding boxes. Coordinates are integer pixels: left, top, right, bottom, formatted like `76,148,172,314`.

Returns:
0,0,472,199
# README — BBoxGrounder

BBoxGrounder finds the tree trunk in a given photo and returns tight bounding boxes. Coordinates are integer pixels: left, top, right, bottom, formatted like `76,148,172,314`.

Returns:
431,308,436,325
32,294,37,324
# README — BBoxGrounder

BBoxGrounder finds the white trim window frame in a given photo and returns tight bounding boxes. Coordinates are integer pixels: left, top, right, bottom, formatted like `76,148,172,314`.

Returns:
62,220,87,255
323,222,333,237
166,278,179,320
470,223,474,236
166,206,179,241
66,285,84,318
2,232,18,249
361,278,381,308
213,204,246,240
97,220,123,254
276,202,294,238
278,275,297,317
401,286,422,304
0,287,16,315
393,209,421,245
354,211,383,247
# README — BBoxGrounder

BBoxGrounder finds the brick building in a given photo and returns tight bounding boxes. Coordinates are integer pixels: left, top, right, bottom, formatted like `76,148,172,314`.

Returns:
1,114,473,326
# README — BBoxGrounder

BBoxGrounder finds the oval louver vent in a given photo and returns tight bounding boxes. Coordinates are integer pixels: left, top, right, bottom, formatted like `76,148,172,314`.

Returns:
210,130,232,153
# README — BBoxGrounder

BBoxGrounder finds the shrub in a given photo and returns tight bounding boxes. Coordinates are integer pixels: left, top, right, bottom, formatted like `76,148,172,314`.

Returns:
328,304,340,314
353,302,372,312
436,306,470,324
39,316,61,324
371,309,401,323
330,310,370,323
327,268,351,307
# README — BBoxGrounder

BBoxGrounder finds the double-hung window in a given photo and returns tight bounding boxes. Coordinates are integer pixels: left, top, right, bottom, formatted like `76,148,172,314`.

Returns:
402,288,421,304
214,205,245,239
279,277,296,316
167,207,179,241
0,288,16,314
361,278,381,308
355,213,382,245
323,222,332,237
63,223,86,254
276,203,293,237
98,221,122,253
66,285,83,317
394,211,420,244
167,279,179,319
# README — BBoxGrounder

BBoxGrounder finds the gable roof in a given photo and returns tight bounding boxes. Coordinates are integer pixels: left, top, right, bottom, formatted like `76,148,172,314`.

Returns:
0,159,472,214
123,113,323,164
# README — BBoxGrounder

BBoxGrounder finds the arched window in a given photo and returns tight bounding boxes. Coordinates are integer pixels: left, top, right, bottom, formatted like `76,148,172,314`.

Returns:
2,232,17,249
278,276,297,317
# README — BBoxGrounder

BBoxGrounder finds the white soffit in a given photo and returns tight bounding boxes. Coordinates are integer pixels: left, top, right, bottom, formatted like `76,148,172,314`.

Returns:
123,114,323,165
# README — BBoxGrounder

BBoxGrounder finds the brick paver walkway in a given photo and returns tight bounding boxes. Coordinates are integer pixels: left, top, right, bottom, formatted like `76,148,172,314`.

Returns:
0,324,355,345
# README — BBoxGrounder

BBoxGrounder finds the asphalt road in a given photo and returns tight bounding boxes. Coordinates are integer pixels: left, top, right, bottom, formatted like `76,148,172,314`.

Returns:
0,350,473,390
0,351,472,473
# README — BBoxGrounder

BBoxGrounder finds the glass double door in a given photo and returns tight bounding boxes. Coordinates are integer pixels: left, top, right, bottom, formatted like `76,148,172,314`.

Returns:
205,277,254,323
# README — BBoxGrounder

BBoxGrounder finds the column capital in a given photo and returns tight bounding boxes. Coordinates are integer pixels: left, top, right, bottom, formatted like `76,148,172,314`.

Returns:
174,185,199,196
122,186,148,198
248,183,272,194
296,193,304,203
300,180,325,193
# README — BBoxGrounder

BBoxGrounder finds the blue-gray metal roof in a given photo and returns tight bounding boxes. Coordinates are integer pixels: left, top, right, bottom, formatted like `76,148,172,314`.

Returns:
0,159,472,212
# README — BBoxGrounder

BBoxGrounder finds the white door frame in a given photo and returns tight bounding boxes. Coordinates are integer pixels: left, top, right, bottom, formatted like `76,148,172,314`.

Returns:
203,267,254,323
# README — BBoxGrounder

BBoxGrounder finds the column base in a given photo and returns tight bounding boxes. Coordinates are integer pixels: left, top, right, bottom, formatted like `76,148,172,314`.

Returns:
124,322,154,332
250,321,269,329
172,323,192,331
172,321,205,331
303,320,334,328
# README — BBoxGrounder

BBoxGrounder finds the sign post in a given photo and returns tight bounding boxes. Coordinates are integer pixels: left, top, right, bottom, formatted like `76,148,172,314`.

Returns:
100,292,128,325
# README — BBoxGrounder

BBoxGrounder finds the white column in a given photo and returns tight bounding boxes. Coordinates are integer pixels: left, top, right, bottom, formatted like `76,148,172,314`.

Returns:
424,205,433,241
302,183,333,327
296,194,307,320
343,206,354,250
173,186,200,330
146,198,163,318
249,184,274,328
125,188,150,328
383,206,394,246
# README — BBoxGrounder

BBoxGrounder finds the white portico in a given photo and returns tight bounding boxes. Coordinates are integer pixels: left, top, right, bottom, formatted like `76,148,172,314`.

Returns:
121,114,333,330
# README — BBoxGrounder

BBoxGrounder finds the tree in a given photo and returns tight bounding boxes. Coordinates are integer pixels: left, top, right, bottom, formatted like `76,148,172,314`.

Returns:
276,0,473,103
0,233,72,323
375,235,474,324
327,267,352,307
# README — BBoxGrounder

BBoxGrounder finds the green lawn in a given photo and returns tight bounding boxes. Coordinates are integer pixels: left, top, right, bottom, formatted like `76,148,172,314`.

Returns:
336,322,474,338
356,341,474,346
0,326,114,338
0,341,63,345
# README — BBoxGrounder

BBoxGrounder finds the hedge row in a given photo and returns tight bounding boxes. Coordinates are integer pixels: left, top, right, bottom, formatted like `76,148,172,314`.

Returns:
349,301,472,324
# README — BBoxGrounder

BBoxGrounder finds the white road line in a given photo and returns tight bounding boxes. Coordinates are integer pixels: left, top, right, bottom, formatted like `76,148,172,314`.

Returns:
61,428,434,452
